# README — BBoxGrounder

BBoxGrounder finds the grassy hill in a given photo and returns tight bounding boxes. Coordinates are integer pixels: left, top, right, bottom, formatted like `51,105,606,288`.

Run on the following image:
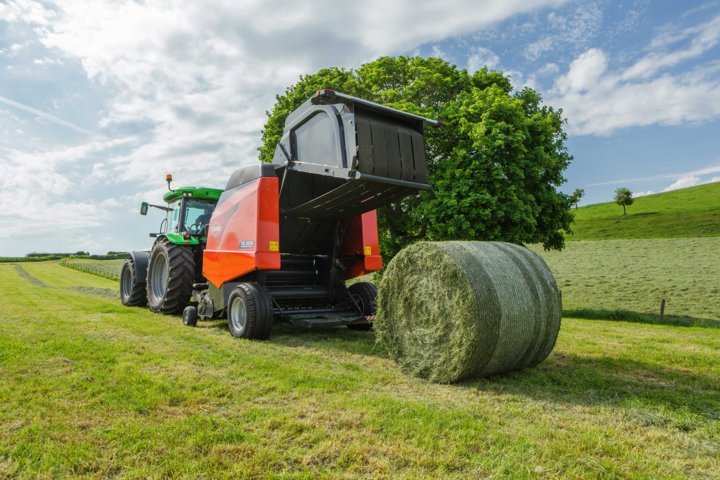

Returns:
1,262,719,478
569,181,720,240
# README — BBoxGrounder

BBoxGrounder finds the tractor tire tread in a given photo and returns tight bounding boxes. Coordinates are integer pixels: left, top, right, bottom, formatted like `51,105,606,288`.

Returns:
120,257,147,307
147,237,195,314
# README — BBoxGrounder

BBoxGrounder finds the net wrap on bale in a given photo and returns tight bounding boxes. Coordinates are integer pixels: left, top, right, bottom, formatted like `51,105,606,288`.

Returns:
376,241,561,383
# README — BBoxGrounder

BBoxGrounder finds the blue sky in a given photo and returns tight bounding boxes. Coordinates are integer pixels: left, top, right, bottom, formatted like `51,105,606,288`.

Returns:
1,0,719,256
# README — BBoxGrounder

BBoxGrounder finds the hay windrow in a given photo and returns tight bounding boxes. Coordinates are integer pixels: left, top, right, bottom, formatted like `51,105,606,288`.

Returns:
376,241,562,383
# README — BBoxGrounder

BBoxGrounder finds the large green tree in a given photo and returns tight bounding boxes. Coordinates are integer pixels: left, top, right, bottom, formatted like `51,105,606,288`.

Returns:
260,56,574,259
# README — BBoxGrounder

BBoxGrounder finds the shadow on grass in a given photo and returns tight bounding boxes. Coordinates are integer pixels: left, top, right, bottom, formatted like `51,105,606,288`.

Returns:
463,352,720,423
268,324,386,358
202,317,718,420
628,211,660,217
565,308,720,328
267,325,719,421
196,319,385,357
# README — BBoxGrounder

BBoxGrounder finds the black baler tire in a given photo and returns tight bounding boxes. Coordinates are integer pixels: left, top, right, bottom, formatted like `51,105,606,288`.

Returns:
146,237,195,314
120,257,148,307
183,306,198,327
227,283,273,340
347,282,377,331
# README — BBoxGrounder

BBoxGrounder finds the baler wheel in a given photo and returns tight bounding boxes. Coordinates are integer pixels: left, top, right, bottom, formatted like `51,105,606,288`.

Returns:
182,306,198,327
227,283,273,340
146,237,195,314
347,282,377,331
120,257,148,307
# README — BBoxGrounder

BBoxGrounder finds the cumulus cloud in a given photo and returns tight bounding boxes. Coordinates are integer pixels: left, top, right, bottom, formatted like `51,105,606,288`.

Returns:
549,13,720,136
467,47,500,71
523,3,603,61
664,175,700,191
634,190,655,197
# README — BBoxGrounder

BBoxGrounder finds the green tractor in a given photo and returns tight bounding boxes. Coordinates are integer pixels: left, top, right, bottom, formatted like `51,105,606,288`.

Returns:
120,174,222,316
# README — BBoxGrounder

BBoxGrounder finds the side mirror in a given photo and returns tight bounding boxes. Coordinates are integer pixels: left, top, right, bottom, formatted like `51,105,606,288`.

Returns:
140,202,149,215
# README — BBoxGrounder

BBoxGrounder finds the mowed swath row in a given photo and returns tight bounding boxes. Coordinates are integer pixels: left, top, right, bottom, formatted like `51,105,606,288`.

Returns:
0,262,718,478
530,237,720,322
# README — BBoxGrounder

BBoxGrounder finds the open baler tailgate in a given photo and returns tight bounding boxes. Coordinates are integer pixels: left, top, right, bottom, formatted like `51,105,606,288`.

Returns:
273,89,434,220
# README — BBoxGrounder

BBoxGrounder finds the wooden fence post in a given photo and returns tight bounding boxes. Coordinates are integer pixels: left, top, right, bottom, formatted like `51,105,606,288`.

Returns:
660,299,666,322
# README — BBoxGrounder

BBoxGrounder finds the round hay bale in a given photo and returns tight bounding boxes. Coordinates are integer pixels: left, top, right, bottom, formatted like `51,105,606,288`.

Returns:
375,241,561,383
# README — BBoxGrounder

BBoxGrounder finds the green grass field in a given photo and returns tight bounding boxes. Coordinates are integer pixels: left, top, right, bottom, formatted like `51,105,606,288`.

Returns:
1,262,719,478
569,182,720,240
530,237,720,326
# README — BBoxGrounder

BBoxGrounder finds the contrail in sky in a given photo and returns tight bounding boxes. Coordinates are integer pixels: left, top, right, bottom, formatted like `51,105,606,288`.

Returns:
0,95,99,136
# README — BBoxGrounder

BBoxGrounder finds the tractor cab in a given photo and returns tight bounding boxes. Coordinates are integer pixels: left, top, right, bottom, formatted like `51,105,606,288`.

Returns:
140,182,223,245
162,188,221,239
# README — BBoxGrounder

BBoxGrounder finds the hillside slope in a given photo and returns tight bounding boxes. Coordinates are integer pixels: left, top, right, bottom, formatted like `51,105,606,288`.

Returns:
569,182,720,240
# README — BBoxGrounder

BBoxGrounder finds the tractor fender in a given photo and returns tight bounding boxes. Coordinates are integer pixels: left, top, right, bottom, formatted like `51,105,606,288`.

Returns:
129,251,150,284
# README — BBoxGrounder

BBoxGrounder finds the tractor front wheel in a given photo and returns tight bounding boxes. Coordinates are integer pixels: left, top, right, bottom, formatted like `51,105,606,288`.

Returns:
227,283,273,340
146,237,195,314
120,257,147,306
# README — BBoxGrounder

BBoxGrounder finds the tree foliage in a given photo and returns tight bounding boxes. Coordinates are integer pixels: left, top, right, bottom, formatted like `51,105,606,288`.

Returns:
570,188,585,209
614,187,634,215
260,56,574,259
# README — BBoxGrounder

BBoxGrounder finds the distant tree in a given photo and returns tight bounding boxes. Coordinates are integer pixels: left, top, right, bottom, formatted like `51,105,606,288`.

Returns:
614,187,634,215
570,188,585,209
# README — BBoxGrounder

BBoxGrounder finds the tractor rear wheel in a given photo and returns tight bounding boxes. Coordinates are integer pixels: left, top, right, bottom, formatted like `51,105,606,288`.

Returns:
146,237,195,314
120,257,147,306
227,283,273,340
347,282,377,331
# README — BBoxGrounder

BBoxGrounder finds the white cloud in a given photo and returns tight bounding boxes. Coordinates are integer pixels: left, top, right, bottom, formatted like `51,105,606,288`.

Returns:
664,175,700,191
536,62,559,76
0,137,139,240
554,48,608,93
0,0,54,26
523,3,603,61
467,47,499,71
623,15,720,80
548,13,720,136
634,190,655,197
586,162,720,188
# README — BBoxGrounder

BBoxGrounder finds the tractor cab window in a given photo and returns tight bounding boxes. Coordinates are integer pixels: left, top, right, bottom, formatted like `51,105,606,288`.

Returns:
166,200,182,233
183,199,216,235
